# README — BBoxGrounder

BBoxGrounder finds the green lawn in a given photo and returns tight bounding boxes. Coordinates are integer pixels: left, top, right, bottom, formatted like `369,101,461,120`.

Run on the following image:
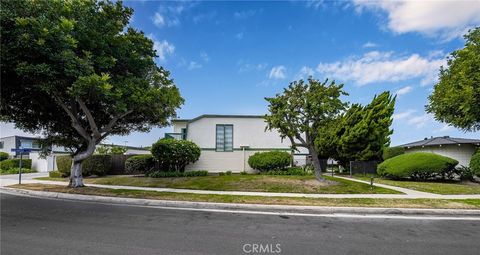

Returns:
36,174,401,194
11,183,480,209
354,175,480,195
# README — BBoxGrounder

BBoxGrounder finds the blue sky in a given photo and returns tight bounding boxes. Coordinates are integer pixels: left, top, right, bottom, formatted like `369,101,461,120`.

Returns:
2,0,480,147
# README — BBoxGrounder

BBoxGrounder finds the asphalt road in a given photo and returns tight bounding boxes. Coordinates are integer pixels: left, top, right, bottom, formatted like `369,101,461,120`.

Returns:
1,193,479,255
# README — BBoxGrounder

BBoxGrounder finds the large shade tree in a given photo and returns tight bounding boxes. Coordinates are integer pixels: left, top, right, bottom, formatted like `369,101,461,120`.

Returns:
265,78,348,181
1,0,183,187
426,27,480,131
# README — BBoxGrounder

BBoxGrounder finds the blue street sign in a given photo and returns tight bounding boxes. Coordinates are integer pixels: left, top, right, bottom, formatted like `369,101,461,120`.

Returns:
11,148,32,153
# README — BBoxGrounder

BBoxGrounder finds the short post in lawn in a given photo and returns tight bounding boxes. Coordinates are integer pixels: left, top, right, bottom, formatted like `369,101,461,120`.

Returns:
370,176,374,190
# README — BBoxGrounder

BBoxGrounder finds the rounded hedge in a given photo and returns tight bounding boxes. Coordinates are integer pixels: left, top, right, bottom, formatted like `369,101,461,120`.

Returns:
382,147,405,160
248,151,292,172
56,154,111,177
151,139,200,172
125,154,155,174
377,152,458,180
470,150,480,177
0,158,32,170
0,152,9,161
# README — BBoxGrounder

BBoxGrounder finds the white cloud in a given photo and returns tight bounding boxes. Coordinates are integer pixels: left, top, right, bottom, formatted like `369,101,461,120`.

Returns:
353,0,480,40
395,85,412,96
152,13,165,27
200,52,209,62
238,60,267,73
407,114,432,128
316,51,445,86
435,124,454,133
235,32,244,40
234,9,260,19
152,1,198,28
268,66,286,80
148,34,175,61
296,66,315,79
187,61,202,70
362,42,378,48
393,109,416,121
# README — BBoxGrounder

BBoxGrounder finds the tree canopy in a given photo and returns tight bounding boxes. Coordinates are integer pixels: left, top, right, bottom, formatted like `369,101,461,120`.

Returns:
265,78,348,180
335,92,395,166
1,0,183,187
426,27,480,132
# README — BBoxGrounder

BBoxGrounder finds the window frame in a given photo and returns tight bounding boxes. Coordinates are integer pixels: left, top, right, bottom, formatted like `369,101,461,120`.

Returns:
215,124,233,152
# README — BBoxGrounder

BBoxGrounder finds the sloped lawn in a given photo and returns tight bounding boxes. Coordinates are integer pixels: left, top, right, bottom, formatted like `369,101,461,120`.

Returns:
354,175,480,195
11,183,480,209
37,174,401,194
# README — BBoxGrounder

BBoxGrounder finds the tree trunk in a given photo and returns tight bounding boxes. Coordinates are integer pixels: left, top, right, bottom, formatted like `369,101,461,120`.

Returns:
309,147,325,181
69,160,85,188
68,139,97,188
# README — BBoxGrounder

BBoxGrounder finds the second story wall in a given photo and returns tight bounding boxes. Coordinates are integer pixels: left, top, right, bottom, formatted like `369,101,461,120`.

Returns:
185,117,291,150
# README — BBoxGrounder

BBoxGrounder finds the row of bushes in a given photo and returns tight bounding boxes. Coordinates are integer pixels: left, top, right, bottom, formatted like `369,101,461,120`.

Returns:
261,167,312,176
0,158,32,170
147,170,208,178
56,155,111,177
0,152,9,161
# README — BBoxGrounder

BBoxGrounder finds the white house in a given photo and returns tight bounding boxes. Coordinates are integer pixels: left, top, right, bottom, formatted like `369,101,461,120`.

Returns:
168,114,308,172
399,136,480,167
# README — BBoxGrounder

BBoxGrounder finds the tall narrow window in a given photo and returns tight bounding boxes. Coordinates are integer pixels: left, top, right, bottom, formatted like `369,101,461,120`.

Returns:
216,124,233,152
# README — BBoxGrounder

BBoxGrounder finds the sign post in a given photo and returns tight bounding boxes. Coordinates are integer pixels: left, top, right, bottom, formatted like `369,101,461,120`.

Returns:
11,148,31,184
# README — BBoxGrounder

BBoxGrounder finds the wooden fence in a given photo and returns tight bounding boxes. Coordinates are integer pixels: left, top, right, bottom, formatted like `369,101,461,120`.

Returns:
109,154,133,175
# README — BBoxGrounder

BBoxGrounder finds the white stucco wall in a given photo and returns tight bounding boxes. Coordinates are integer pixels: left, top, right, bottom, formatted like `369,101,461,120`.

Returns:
176,116,308,172
404,144,477,167
30,152,59,172
185,117,296,149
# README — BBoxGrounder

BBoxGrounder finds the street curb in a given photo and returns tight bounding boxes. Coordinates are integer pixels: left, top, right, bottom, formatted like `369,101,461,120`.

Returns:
2,187,480,217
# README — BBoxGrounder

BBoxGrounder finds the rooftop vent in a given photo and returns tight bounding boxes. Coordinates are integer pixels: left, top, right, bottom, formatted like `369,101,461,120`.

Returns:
424,137,428,140
443,136,450,138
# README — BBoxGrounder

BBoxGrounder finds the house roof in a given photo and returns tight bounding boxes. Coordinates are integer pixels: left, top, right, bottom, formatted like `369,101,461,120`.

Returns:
399,136,480,148
172,114,264,123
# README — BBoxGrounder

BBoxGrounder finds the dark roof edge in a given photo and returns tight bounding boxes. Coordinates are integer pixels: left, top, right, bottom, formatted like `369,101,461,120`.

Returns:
172,114,265,123
399,137,480,147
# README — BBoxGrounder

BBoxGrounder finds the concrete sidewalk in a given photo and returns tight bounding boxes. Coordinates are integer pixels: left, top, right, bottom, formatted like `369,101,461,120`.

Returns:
2,173,480,199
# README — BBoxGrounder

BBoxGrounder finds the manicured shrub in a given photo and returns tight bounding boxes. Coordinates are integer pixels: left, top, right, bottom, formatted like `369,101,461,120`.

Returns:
148,170,208,178
125,155,155,174
240,171,248,175
0,152,9,161
457,166,475,181
262,167,312,176
377,152,458,180
248,151,291,172
382,147,405,160
226,171,232,175
48,171,63,178
0,158,32,170
56,154,111,177
151,138,201,172
470,150,480,177
82,155,111,176
0,167,36,175
56,155,72,177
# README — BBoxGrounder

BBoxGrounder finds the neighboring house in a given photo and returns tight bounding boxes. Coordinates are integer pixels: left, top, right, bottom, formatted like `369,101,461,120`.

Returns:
0,135,150,172
0,135,68,157
399,136,480,167
167,114,308,172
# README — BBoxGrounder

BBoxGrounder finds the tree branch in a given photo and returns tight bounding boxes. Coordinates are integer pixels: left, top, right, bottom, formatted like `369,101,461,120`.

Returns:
53,94,91,142
77,98,101,139
99,110,133,139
